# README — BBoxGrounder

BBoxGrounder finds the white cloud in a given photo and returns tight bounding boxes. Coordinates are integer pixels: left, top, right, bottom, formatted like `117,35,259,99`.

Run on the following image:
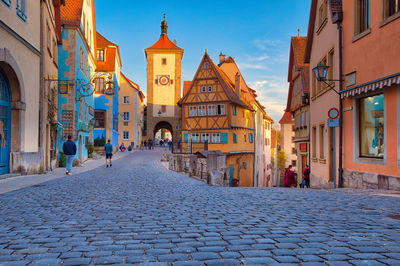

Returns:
248,54,269,62
237,63,269,70
253,38,281,50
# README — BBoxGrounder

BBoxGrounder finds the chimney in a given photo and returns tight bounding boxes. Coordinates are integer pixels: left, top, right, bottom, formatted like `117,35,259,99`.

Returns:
219,52,226,64
173,39,176,45
235,72,241,99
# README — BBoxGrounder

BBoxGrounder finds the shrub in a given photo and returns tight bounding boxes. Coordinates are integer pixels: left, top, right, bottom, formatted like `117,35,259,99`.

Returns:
59,151,66,167
94,136,106,147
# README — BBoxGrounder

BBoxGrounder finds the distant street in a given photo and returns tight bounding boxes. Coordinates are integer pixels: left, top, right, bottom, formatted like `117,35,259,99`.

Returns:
0,150,399,265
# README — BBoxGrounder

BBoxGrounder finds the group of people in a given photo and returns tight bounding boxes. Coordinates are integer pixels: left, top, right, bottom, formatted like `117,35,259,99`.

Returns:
119,143,133,152
142,139,154,150
283,164,310,188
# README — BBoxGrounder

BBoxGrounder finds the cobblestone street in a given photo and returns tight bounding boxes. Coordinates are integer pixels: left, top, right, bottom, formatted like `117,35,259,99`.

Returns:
0,150,399,266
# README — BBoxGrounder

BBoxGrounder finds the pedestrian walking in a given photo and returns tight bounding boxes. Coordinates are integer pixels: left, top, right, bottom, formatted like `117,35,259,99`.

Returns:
283,165,296,187
63,135,76,175
105,139,113,167
168,140,173,151
303,164,311,188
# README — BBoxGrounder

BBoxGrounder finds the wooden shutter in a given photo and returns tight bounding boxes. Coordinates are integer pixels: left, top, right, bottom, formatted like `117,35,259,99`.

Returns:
221,133,228,144
183,133,188,143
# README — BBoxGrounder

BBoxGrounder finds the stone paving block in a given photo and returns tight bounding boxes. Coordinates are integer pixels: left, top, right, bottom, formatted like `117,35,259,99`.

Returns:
191,252,219,260
300,262,325,266
172,261,203,266
59,251,82,259
25,253,59,260
378,259,400,265
274,255,300,263
382,252,400,259
252,244,274,250
126,255,157,263
30,258,61,266
227,245,252,251
297,254,324,262
171,247,196,253
326,261,353,266
146,249,171,255
85,250,112,257
137,263,169,266
72,245,96,252
0,261,32,266
14,248,48,254
321,254,351,261
204,259,241,265
348,253,386,259
325,247,355,254
93,256,123,264
240,257,277,264
62,258,91,265
157,253,189,262
197,246,225,252
348,260,386,265
272,249,296,256
220,251,241,258
240,250,272,257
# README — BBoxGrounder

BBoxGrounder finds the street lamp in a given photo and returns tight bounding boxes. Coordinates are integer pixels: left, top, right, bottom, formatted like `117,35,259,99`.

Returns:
312,63,342,94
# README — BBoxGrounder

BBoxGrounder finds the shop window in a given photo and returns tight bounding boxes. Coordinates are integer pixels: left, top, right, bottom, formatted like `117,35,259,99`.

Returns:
359,94,384,158
191,133,200,143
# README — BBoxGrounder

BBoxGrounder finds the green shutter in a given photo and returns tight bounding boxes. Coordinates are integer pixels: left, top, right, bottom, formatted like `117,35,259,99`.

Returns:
183,133,188,143
221,133,228,144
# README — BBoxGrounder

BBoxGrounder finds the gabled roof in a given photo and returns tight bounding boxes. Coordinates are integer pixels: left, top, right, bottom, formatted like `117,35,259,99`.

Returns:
96,32,122,72
121,72,140,92
146,35,183,51
178,52,250,109
97,32,117,48
305,0,342,63
183,81,192,96
279,111,294,124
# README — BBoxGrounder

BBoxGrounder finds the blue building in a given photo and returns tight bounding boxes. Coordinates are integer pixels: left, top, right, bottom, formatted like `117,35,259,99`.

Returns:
57,0,97,162
93,33,122,150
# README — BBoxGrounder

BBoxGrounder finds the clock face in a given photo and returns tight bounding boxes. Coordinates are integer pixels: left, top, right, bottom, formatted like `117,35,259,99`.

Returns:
159,75,170,86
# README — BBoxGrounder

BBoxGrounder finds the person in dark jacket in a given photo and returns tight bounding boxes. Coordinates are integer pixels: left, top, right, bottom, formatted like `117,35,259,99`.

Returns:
105,139,113,167
63,135,77,175
303,165,311,188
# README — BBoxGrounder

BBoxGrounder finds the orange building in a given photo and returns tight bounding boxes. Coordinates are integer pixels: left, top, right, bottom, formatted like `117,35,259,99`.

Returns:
340,0,400,189
179,53,257,187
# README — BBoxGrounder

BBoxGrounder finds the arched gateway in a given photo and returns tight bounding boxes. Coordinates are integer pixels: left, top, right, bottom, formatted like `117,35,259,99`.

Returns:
144,16,183,147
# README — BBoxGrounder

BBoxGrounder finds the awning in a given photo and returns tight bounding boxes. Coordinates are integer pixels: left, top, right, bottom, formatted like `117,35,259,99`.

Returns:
340,73,400,99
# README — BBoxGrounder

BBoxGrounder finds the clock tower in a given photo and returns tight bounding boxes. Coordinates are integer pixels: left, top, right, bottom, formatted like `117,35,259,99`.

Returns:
145,15,183,143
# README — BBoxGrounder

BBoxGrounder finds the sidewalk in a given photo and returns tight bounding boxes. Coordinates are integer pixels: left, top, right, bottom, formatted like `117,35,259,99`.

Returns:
0,151,131,195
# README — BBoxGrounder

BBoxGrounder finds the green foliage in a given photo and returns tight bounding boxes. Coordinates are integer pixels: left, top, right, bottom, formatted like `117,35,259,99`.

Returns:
278,150,287,171
59,151,66,167
94,136,106,147
88,142,94,154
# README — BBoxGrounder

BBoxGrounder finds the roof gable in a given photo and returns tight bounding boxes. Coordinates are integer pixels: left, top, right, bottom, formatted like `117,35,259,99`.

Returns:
279,111,294,124
121,72,140,91
145,35,183,51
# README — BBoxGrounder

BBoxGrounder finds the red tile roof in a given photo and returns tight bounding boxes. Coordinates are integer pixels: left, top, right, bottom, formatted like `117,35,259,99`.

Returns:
279,111,294,124
146,35,183,50
96,32,116,48
121,72,140,92
60,0,83,25
292,37,307,67
183,81,192,96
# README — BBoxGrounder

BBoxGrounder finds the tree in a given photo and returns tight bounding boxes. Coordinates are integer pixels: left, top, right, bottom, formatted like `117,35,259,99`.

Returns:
278,150,287,172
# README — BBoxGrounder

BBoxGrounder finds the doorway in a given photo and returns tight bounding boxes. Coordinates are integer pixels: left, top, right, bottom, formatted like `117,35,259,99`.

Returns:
329,127,334,182
0,69,11,175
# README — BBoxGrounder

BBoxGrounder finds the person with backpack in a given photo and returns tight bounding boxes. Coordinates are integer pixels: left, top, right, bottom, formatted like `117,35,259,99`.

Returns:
105,139,113,167
303,164,311,188
63,135,77,175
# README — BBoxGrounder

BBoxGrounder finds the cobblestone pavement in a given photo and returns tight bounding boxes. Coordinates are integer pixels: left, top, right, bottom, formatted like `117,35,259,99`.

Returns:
0,150,399,266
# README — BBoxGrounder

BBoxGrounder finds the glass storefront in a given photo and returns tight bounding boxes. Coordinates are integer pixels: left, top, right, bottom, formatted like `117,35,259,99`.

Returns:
359,94,384,158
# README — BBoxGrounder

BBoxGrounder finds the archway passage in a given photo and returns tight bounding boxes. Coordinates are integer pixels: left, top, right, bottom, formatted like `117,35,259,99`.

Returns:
153,121,173,141
0,69,11,174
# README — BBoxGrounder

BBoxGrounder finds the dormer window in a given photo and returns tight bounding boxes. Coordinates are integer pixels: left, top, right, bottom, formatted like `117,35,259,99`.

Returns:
97,49,105,61
204,62,209,69
162,58,167,65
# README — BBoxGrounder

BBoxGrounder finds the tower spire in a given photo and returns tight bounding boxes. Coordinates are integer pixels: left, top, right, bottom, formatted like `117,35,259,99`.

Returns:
161,14,168,37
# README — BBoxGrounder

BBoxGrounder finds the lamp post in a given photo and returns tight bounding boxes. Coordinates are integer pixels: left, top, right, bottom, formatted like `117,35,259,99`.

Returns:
313,63,343,188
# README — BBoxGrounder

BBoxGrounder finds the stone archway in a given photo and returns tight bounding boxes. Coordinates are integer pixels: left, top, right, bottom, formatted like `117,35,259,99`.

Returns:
153,121,173,140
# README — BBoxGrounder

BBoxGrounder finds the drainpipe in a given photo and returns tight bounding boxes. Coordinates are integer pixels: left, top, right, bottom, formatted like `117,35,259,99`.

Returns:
39,0,45,170
338,22,344,188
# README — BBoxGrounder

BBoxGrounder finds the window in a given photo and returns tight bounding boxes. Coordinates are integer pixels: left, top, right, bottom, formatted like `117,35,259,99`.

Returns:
292,147,296,154
212,133,220,143
207,85,213,92
328,49,335,82
191,133,200,143
16,0,26,21
233,133,238,143
249,133,253,143
301,112,304,127
53,38,58,63
97,49,105,61
319,124,325,159
161,105,166,113
359,94,384,158
95,78,105,94
198,105,206,116
1,0,11,7
94,111,105,128
155,79,158,85
312,126,317,158
123,112,130,122
123,96,130,104
47,22,51,54
204,62,209,69
208,105,216,116
355,0,370,35
201,86,206,93
162,58,167,65
292,160,297,167
123,131,130,140
85,103,88,124
217,104,225,115
244,134,247,142
189,106,197,117
305,111,308,128
384,0,400,18
318,0,328,27
80,48,84,71
201,133,210,143
232,105,237,116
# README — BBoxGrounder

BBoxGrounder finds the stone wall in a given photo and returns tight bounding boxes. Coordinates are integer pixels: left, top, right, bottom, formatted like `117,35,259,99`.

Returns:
11,152,41,175
343,169,400,191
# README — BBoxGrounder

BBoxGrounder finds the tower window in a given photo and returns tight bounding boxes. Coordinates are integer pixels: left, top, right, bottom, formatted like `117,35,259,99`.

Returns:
162,58,167,65
155,79,158,85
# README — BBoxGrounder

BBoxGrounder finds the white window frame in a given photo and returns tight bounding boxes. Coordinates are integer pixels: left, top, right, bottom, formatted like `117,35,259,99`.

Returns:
207,105,216,116
189,106,197,117
123,111,130,122
198,105,206,116
191,133,200,143
201,133,210,143
123,96,130,104
217,104,225,115
212,133,221,143
122,131,130,140
207,85,213,92
97,49,105,61
201,86,207,93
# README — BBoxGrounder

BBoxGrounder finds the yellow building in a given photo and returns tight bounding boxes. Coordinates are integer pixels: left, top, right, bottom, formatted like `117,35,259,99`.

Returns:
179,53,256,187
119,72,145,148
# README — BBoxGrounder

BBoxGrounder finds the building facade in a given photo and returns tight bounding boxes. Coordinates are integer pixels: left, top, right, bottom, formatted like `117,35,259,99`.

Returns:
286,36,310,182
340,0,400,189
145,16,183,144
119,72,144,148
93,32,121,150
0,0,42,174
279,111,297,180
179,53,256,187
305,0,340,187
58,0,96,162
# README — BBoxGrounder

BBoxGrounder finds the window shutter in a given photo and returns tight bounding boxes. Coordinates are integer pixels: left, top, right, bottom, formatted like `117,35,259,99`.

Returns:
221,133,228,144
183,133,188,143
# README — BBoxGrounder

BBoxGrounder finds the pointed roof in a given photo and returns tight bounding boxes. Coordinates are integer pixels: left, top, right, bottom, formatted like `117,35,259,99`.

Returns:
183,81,192,96
146,35,183,51
97,32,117,47
121,72,140,92
279,111,294,124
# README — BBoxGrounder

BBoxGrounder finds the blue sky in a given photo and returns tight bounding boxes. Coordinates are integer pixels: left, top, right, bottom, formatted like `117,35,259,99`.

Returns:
95,0,311,122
